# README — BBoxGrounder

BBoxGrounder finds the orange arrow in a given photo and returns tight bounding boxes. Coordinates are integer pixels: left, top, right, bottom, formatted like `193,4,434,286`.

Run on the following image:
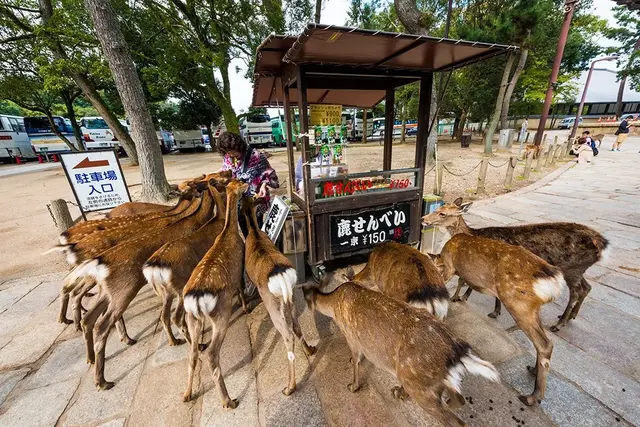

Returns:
73,157,109,169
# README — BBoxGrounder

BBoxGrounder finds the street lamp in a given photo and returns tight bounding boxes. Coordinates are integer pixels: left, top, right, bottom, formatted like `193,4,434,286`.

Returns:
569,55,619,140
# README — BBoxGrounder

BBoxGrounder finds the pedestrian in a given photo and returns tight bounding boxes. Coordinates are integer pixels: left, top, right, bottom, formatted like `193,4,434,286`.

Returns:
574,137,594,164
217,132,279,234
581,130,598,156
519,117,529,143
612,117,632,151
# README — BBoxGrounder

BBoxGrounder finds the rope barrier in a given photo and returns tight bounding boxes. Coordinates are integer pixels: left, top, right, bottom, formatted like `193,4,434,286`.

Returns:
487,159,511,168
442,161,482,177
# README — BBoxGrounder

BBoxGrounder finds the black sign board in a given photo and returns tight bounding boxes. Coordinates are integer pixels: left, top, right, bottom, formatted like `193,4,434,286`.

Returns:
330,203,411,255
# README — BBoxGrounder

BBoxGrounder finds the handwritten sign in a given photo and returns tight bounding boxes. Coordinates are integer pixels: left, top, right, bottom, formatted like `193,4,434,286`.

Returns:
60,150,130,214
262,196,290,242
310,104,342,126
330,203,411,255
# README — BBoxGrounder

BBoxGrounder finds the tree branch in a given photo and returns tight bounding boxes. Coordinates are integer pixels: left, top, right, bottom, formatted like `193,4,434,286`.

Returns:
0,5,34,32
0,33,36,44
5,4,41,13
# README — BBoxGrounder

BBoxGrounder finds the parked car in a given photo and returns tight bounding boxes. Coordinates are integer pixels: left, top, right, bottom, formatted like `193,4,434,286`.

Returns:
557,117,582,129
406,127,418,136
620,113,637,121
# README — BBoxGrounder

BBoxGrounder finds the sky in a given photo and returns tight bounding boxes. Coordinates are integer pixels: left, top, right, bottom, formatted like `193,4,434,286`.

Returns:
226,0,623,114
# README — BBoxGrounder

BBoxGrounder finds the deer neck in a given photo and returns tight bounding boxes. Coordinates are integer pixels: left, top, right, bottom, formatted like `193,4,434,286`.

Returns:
448,216,473,236
210,189,226,221
223,192,240,234
176,196,202,219
194,189,214,223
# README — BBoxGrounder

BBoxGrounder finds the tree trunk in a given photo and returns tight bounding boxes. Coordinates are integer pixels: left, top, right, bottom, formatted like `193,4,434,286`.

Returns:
616,76,627,118
45,111,77,151
426,81,437,162
455,111,467,141
315,0,321,23
62,92,85,150
500,49,528,130
401,116,406,144
362,108,368,143
483,53,515,154
37,0,139,164
84,0,171,202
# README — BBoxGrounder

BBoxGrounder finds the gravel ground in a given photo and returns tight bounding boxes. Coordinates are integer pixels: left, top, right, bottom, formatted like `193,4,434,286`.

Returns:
0,136,566,282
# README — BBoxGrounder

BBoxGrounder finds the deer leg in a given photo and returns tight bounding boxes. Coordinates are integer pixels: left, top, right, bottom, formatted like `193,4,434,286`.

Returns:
72,278,97,331
551,276,580,332
58,282,74,324
347,350,363,393
81,296,108,365
488,298,502,318
173,295,189,343
183,313,202,402
160,290,183,346
237,288,247,314
403,383,465,427
206,313,237,409
569,277,591,320
450,277,466,301
93,311,118,390
115,317,136,345
291,310,316,356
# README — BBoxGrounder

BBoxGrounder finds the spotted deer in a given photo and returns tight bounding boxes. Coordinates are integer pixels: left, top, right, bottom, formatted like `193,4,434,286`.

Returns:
432,233,565,406
345,241,449,320
182,180,248,407
422,198,609,331
303,280,499,426
67,181,216,390
242,196,316,396
143,176,231,346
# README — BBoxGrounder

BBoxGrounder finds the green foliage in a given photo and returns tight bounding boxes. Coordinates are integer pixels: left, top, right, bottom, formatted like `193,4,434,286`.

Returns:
0,100,25,116
605,6,640,91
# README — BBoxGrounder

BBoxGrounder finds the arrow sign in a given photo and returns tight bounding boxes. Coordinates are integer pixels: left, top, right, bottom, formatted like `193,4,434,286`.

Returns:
73,157,110,169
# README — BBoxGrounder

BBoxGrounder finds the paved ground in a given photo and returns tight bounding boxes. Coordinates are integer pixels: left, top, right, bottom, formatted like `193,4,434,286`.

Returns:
0,135,638,426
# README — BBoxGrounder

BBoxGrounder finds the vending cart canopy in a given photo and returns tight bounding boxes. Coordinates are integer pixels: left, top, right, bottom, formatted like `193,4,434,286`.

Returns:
252,24,517,108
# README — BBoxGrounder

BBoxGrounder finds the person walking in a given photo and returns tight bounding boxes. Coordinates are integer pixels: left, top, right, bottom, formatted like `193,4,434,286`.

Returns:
612,117,632,151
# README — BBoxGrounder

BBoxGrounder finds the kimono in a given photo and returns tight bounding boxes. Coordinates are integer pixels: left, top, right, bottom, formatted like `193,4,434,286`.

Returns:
221,148,279,218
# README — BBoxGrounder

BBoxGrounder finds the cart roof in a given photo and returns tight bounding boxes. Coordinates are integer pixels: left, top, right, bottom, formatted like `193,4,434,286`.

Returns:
252,24,517,108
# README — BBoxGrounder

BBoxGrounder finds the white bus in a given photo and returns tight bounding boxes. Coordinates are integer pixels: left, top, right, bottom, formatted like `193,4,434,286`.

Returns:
240,114,273,147
173,129,206,153
25,116,81,154
342,110,374,141
0,115,36,163
80,116,121,150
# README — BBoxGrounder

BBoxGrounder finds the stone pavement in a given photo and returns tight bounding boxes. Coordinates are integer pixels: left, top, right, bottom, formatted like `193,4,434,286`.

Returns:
0,136,638,426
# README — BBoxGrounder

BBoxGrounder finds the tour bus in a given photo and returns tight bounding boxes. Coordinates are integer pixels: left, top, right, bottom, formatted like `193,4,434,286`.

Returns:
372,117,417,135
240,114,273,147
342,110,373,141
0,115,37,163
79,116,121,150
271,116,286,146
25,116,81,154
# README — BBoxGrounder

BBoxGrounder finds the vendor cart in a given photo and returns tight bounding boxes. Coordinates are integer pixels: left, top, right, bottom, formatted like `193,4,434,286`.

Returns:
252,24,516,280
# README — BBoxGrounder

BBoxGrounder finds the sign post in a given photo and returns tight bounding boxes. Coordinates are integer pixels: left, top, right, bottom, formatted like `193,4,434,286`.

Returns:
59,149,131,219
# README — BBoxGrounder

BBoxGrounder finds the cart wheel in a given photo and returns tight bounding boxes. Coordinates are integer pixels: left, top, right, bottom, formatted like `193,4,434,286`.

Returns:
310,264,326,284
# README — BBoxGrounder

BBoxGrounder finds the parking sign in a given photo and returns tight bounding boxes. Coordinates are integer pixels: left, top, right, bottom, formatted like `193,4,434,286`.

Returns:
60,150,131,216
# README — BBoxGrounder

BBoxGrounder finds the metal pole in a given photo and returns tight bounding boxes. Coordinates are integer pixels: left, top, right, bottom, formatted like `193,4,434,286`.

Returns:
569,55,618,140
534,0,578,146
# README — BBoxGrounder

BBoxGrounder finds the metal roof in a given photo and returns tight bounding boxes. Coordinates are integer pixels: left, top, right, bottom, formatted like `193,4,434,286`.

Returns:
252,24,518,108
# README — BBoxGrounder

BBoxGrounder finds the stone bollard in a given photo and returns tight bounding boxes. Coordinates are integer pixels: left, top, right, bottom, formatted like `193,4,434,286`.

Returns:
552,145,563,165
49,199,74,233
536,148,547,170
523,154,534,180
476,159,489,194
504,157,516,190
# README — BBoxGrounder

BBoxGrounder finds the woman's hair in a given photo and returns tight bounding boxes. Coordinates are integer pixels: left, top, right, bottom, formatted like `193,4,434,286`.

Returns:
578,137,587,145
217,132,247,156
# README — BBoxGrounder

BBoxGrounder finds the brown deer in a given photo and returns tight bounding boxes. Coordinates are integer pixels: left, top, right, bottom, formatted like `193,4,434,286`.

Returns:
345,241,449,320
303,280,499,426
68,180,216,390
433,233,565,406
242,197,316,396
422,198,609,331
182,180,248,407
143,177,231,346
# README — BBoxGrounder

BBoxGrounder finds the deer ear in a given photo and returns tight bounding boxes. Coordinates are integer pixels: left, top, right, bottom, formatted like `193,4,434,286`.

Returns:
453,197,464,207
460,202,473,213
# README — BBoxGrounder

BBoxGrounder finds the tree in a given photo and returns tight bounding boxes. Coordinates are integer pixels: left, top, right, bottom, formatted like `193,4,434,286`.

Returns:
84,0,171,201
315,0,321,23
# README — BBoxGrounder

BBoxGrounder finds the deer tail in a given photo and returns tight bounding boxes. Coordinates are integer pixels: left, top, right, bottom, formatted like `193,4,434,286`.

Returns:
445,343,500,394
267,265,296,304
183,289,218,317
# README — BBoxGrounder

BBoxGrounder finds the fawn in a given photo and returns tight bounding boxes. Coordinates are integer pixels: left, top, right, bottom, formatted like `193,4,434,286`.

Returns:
143,176,231,346
433,233,565,406
422,198,609,331
182,180,248,407
242,196,316,396
345,241,449,319
303,279,499,426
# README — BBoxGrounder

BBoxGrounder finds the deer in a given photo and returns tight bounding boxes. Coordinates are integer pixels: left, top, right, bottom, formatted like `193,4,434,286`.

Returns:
431,233,565,406
241,196,316,396
143,176,231,347
422,198,609,332
182,179,248,407
344,241,449,320
303,279,500,426
67,179,217,390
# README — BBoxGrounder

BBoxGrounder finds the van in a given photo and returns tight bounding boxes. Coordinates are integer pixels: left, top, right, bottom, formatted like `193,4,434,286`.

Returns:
557,117,582,129
0,115,36,163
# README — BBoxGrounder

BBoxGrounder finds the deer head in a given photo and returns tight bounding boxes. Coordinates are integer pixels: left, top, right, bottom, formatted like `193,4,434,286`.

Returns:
226,179,249,198
421,198,472,232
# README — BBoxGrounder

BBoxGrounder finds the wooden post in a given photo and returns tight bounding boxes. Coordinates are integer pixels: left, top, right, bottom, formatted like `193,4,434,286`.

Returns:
415,74,434,193
536,148,547,170
504,156,516,190
282,84,296,199
523,154,534,180
552,145,563,164
383,89,394,171
565,138,573,157
49,199,74,233
545,136,558,167
476,158,489,194
433,162,444,195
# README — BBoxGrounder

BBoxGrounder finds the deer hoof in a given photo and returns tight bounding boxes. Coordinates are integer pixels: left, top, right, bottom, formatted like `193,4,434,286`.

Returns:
526,365,537,376
59,317,73,325
518,394,539,406
97,381,115,391
282,386,295,396
223,399,239,409
451,296,463,302
198,343,208,351
347,383,361,393
304,345,317,356
183,392,192,402
170,339,186,346
391,386,408,400
487,311,500,319
550,325,560,333
121,337,137,346
86,358,95,365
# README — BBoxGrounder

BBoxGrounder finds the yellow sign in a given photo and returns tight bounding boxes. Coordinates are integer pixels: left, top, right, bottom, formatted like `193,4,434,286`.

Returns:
310,104,342,126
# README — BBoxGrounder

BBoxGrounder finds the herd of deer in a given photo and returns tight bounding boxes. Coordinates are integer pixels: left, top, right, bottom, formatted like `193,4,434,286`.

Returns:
47,171,610,427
